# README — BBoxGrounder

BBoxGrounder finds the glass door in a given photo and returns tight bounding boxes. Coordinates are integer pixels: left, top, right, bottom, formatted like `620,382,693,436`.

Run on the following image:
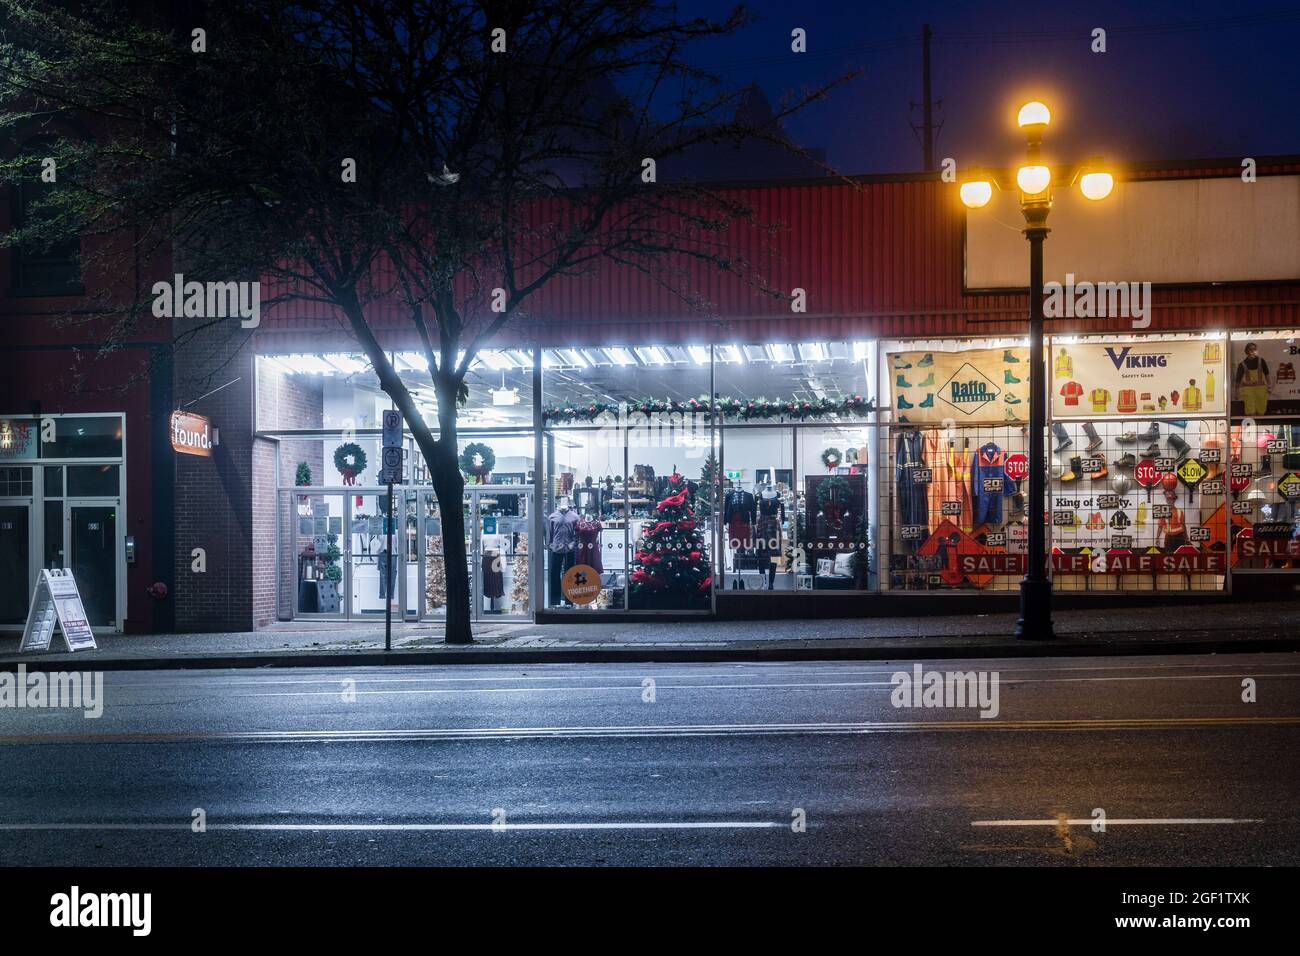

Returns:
292,491,346,617
472,486,532,621
67,502,117,627
345,490,403,619
0,503,32,626
416,486,532,622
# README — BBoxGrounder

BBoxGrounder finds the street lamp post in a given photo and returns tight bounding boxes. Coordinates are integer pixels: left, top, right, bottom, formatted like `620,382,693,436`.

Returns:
959,100,1114,640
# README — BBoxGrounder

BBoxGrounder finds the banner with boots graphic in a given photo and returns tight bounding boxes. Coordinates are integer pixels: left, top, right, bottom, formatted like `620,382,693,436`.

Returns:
888,347,1030,424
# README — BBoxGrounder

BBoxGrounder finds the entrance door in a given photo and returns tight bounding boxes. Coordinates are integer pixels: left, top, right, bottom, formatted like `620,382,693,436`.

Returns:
416,487,532,622
344,490,404,620
471,487,531,621
0,504,31,625
68,502,117,627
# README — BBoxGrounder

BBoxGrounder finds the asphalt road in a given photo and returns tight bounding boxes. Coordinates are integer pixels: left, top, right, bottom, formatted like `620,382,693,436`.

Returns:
1,653,1298,865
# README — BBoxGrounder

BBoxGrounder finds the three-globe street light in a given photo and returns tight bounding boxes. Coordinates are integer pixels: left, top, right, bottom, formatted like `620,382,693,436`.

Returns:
959,100,1115,640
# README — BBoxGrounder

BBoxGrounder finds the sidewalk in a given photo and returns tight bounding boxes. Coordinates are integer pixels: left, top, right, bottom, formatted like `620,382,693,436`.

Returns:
3,600,1298,670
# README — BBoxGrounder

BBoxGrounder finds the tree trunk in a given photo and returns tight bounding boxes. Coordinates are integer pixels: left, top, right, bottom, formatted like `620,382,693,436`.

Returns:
428,438,473,644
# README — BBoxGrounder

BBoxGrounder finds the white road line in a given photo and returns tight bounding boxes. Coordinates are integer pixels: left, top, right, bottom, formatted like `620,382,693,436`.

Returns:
6,715,1298,745
103,673,1300,701
0,821,779,832
972,818,1262,826
109,657,1300,690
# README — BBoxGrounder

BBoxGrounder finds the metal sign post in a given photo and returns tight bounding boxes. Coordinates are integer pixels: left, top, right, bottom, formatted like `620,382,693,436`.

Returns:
381,409,403,652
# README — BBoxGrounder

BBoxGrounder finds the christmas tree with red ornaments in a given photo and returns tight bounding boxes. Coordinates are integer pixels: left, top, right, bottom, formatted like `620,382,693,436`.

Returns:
629,472,712,609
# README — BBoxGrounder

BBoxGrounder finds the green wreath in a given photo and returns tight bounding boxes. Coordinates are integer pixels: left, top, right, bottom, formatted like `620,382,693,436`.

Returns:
460,442,496,481
820,446,843,470
333,442,367,485
816,475,851,512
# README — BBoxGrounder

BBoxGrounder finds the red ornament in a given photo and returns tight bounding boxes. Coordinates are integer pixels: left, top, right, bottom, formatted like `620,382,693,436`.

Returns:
677,519,696,530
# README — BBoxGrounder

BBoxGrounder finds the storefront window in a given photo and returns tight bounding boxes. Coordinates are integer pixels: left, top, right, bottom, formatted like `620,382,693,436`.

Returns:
1230,420,1300,569
39,416,123,459
1051,334,1229,592
541,346,714,611
720,426,793,591
798,426,874,590
881,339,1031,591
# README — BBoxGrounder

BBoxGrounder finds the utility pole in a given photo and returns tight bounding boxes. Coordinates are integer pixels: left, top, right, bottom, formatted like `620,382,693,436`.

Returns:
922,24,934,171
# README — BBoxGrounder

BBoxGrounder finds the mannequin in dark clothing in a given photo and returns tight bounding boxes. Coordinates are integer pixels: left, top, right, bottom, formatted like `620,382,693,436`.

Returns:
755,485,784,588
546,498,579,606
723,486,757,572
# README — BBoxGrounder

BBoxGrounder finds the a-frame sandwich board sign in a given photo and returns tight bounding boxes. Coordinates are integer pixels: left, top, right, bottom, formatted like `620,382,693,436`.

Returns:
19,568,98,653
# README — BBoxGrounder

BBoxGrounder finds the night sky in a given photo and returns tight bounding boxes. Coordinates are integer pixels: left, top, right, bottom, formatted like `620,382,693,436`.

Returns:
687,0,1300,174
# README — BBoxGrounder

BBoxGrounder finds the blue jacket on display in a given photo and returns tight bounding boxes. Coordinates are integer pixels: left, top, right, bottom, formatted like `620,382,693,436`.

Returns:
970,441,1012,526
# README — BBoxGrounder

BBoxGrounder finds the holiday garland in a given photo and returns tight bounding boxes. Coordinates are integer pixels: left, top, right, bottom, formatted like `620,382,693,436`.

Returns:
459,442,496,481
333,442,367,485
542,394,874,425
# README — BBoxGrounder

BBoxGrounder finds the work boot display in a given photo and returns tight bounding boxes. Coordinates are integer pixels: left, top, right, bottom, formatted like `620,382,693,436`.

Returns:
1116,431,1137,444
1052,422,1073,453
1004,368,1022,384
1138,422,1160,443
896,373,913,388
1113,453,1137,472
918,394,934,408
917,353,934,367
1143,442,1162,458
1082,422,1104,453
1061,456,1081,482
893,356,912,370
897,395,914,409
1090,464,1108,480
1167,433,1191,461
917,371,935,386
1003,349,1021,363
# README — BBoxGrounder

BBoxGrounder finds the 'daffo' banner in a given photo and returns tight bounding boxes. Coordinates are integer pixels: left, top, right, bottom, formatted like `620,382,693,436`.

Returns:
1051,339,1227,418
887,347,1030,424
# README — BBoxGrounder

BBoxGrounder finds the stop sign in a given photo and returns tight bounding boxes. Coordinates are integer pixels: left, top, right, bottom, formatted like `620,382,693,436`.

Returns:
1006,453,1029,482
1135,458,1162,487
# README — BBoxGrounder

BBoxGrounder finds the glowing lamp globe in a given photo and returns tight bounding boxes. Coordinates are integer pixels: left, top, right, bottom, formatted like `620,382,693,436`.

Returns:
1079,171,1114,201
959,181,993,209
1017,101,1051,128
1016,165,1052,196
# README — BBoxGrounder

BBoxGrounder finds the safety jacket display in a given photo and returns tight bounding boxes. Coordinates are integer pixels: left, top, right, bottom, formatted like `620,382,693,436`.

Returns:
1089,387,1111,413
895,430,929,529
1055,349,1074,378
970,441,1011,526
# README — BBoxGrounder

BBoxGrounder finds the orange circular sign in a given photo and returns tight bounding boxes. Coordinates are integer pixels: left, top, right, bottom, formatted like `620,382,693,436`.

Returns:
561,564,601,605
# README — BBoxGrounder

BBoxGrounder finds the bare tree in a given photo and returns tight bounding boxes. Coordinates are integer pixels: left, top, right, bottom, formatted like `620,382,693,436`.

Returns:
1,0,847,643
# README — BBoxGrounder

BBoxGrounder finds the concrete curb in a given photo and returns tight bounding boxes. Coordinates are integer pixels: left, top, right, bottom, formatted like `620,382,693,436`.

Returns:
2,633,1298,672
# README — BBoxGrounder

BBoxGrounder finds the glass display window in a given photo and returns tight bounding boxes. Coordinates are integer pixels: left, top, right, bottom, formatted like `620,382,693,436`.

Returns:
1230,419,1300,570
884,421,1031,591
1046,417,1228,592
797,426,874,591
720,426,794,592
543,424,628,610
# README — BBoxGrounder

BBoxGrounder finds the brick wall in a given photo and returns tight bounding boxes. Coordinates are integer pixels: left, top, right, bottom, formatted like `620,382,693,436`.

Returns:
252,365,323,625
172,319,257,633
